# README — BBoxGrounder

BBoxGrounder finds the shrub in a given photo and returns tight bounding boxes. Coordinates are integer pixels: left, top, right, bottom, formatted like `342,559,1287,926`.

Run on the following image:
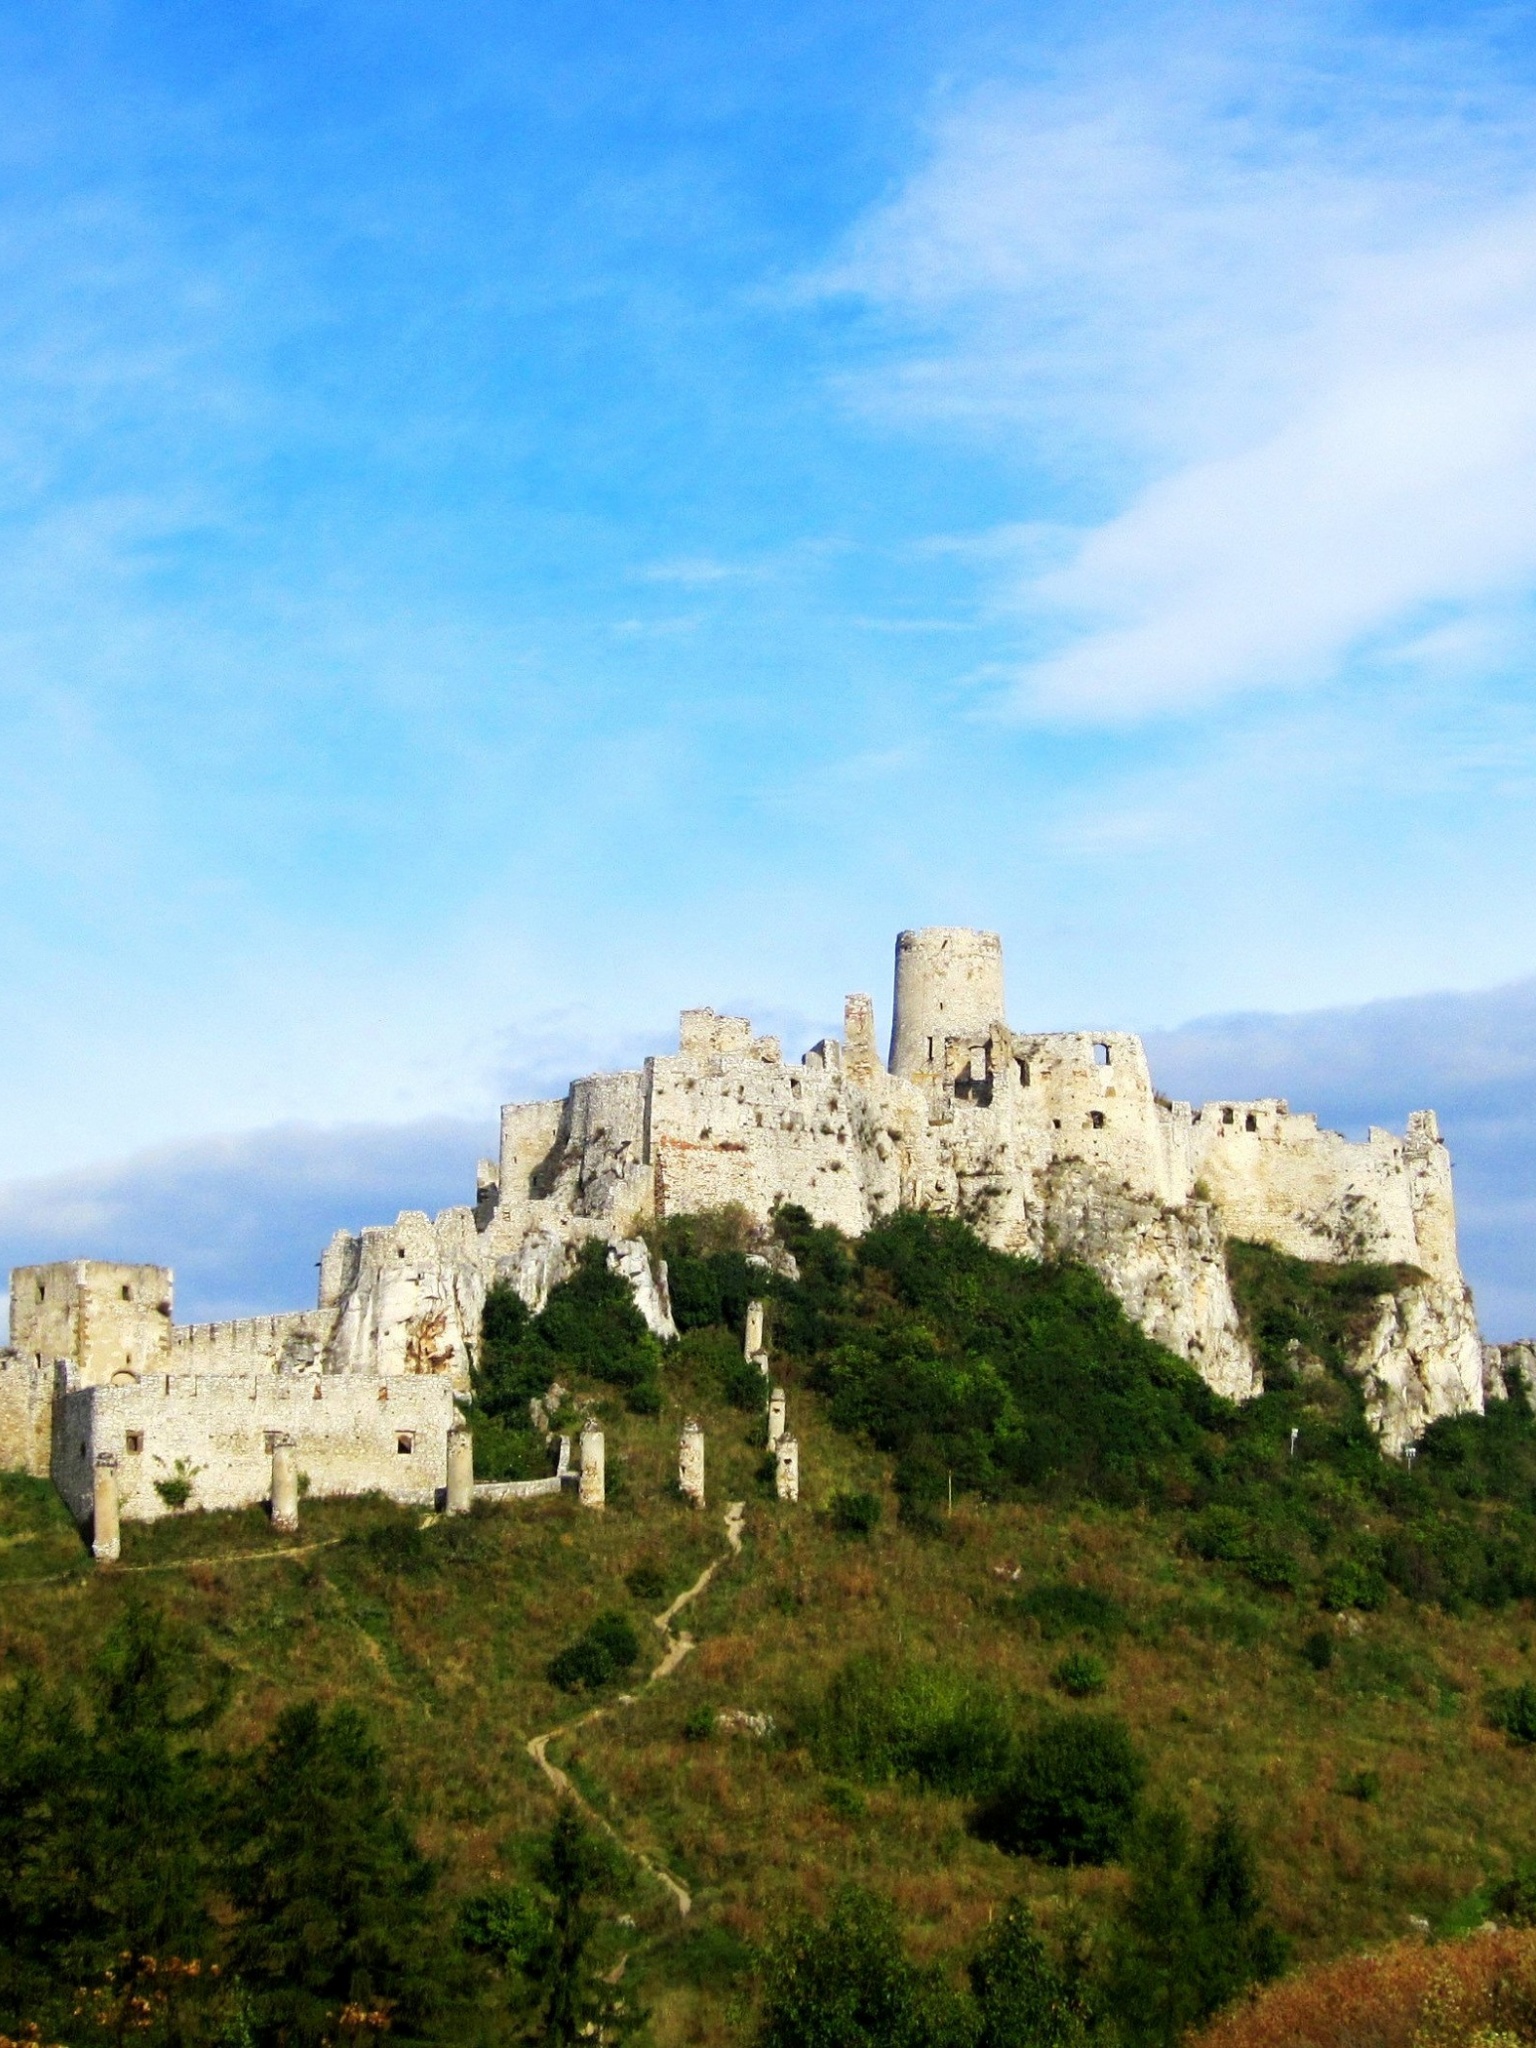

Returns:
972,1712,1145,1865
830,1491,883,1536
1190,1927,1536,2048
1051,1652,1108,1699
1492,1857,1536,1925
807,1654,1016,1795
625,1560,668,1603
1019,1581,1126,1642
547,1612,642,1694
1488,1682,1536,1744
1302,1629,1335,1671
1321,1555,1388,1612
152,1459,200,1511
682,1706,714,1742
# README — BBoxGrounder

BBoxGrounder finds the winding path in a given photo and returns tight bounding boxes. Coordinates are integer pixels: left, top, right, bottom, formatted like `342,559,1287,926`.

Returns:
526,1501,746,1917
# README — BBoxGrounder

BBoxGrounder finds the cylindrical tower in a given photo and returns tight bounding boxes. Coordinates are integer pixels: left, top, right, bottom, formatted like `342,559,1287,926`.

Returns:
888,928,1006,1076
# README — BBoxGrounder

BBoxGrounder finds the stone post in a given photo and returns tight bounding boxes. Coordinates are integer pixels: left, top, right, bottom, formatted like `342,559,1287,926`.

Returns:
775,1433,799,1503
579,1423,606,1508
767,1386,787,1450
446,1424,474,1515
92,1452,120,1563
744,1300,765,1360
270,1435,299,1533
679,1418,705,1508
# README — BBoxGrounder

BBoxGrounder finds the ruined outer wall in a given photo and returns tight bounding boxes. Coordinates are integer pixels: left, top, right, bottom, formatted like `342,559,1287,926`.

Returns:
0,1353,52,1476
1187,1102,1462,1282
323,1208,482,1386
10,1262,173,1383
171,1311,331,1375
51,1369,455,1524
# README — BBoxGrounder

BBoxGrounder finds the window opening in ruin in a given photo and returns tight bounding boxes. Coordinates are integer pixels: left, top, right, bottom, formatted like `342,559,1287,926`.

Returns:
36,1284,44,1303
1052,1118,1062,1130
1016,1058,1030,1086
312,1383,323,1400
1222,1107,1235,1125
396,1433,414,1455
1094,1042,1110,1065
125,1432,143,1454
377,1385,389,1403
1090,1111,1106,1129
1245,1113,1258,1132
928,1037,936,1063
397,1247,406,1258
121,1284,131,1301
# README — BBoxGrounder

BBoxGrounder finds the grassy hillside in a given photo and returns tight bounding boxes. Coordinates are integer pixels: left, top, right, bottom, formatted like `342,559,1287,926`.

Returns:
6,1213,1536,2045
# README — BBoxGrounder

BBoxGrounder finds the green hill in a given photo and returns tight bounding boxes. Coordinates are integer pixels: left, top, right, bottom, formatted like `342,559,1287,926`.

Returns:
6,1209,1536,2046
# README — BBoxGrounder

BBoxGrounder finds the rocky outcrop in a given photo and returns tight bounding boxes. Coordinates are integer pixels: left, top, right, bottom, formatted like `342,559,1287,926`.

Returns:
1351,1279,1485,1454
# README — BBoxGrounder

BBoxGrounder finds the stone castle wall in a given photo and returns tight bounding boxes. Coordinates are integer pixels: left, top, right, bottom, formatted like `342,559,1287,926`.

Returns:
51,1366,455,1525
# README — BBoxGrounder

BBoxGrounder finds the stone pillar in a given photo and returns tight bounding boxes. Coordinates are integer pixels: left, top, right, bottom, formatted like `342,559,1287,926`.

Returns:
678,1418,705,1508
92,1452,120,1563
775,1433,799,1503
744,1300,765,1360
844,992,881,1083
270,1435,299,1533
579,1423,606,1509
446,1424,474,1514
767,1386,787,1450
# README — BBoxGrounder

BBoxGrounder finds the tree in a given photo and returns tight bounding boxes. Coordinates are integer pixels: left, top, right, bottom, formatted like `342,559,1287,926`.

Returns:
757,1885,971,2048
969,1900,1087,2048
224,1702,437,2047
0,1603,226,2039
519,1806,642,2048
1105,1804,1286,2047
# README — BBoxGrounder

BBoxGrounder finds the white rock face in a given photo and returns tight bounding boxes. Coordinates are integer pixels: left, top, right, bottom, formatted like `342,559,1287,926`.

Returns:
1351,1280,1486,1454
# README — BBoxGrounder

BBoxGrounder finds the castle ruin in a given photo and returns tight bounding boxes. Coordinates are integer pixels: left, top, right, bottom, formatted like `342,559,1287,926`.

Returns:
0,926,1518,1536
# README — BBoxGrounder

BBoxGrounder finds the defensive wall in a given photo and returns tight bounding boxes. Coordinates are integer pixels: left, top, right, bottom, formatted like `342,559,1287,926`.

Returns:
51,1365,455,1525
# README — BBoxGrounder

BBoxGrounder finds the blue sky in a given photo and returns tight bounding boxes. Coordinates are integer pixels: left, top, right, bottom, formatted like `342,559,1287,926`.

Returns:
2,1,1534,1330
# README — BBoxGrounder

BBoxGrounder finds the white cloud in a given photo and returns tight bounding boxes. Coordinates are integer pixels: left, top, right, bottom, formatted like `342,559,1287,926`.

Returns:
825,13,1536,719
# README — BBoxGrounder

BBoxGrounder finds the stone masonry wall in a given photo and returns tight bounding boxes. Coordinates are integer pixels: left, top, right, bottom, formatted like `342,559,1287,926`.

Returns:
51,1367,456,1525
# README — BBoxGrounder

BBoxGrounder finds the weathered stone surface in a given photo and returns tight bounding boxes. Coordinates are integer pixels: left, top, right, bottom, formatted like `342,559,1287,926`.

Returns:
1351,1280,1485,1454
679,1418,705,1507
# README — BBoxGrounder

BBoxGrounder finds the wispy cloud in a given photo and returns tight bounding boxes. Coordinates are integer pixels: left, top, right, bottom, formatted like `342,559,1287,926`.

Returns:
826,10,1536,720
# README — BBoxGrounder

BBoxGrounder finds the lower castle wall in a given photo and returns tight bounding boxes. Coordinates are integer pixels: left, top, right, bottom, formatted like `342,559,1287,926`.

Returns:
0,1353,52,1477
52,1369,456,1524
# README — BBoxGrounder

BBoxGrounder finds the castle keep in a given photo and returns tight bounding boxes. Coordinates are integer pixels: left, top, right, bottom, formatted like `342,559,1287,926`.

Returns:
0,927,1513,1535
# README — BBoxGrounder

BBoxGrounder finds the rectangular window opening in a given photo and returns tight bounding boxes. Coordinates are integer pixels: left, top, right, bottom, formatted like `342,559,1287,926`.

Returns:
1090,1111,1106,1129
1245,1113,1258,1132
120,1285,131,1301
396,1433,414,1455
125,1432,144,1454
1015,1058,1030,1086
1093,1042,1110,1065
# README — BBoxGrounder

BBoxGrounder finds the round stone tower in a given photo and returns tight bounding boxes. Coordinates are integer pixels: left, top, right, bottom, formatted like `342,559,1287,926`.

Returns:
888,927,1006,1076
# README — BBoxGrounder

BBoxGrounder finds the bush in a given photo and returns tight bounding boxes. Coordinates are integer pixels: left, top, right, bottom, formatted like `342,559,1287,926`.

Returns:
830,1491,883,1536
972,1712,1145,1865
1492,1856,1536,1925
1019,1581,1126,1642
682,1706,714,1742
625,1560,668,1603
1321,1554,1388,1612
1488,1682,1536,1744
807,1655,1016,1796
547,1611,643,1694
1051,1652,1108,1699
1302,1629,1335,1671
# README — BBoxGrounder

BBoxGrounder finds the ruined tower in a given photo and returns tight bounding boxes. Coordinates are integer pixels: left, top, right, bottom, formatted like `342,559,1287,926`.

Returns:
888,927,1007,1076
